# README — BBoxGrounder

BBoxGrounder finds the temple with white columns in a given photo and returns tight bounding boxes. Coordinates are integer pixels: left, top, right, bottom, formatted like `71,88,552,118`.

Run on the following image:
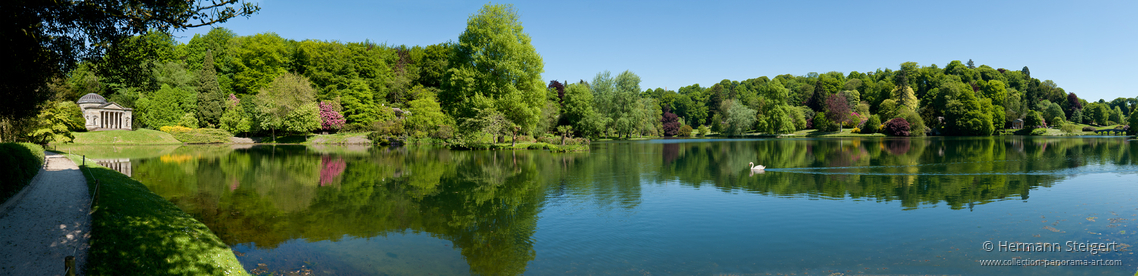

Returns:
77,93,133,131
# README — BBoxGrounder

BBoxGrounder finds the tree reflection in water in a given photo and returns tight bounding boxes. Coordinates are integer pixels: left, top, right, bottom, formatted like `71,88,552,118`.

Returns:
120,137,1135,275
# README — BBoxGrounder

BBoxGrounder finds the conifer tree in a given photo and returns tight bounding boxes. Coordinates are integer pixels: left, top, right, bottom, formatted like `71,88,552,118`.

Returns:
197,50,226,127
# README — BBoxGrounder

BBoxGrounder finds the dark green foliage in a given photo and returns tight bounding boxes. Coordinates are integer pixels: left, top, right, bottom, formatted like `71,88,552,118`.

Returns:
196,50,225,127
0,143,44,205
813,111,837,132
1024,110,1044,129
678,125,693,137
935,76,993,136
27,102,82,144
137,84,195,128
0,0,258,121
1128,110,1138,135
1070,108,1084,125
864,115,882,134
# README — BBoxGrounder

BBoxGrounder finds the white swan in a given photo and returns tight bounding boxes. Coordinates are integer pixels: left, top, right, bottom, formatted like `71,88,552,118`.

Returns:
748,162,765,171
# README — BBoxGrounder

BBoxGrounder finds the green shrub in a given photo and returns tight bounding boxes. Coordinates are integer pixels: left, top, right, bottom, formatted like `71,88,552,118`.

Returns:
0,143,44,205
814,112,838,132
678,125,693,137
1030,128,1049,136
1050,116,1065,128
863,115,882,134
1061,124,1080,134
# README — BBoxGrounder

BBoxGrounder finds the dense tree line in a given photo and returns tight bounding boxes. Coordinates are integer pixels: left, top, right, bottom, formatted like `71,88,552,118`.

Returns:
0,0,260,143
10,4,1138,143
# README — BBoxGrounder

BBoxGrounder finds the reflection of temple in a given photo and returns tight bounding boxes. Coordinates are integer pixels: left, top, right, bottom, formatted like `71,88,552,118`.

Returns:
94,159,132,177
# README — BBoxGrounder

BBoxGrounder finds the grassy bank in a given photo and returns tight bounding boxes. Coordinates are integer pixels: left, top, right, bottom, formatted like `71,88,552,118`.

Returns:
65,154,248,276
0,143,44,205
159,126,232,144
306,132,371,144
70,129,182,145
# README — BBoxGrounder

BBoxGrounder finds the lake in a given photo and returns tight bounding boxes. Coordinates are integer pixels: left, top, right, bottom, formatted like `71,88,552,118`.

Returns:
59,137,1138,275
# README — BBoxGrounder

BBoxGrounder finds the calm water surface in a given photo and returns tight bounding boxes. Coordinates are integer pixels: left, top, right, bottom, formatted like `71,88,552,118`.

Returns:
60,137,1138,275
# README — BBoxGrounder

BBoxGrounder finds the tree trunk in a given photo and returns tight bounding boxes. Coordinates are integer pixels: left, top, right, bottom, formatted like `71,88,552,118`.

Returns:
511,129,517,147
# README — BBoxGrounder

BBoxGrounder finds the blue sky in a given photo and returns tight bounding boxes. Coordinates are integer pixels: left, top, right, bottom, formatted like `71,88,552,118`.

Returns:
174,0,1137,102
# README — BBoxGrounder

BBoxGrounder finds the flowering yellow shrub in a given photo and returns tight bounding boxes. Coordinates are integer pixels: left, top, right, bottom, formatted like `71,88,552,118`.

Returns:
851,127,861,134
160,125,193,133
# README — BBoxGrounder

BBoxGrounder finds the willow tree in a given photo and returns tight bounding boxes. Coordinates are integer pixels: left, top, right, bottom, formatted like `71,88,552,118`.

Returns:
441,4,546,137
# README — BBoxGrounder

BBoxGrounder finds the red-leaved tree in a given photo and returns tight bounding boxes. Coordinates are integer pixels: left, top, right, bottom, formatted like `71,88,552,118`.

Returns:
884,118,911,136
661,107,680,137
825,94,851,129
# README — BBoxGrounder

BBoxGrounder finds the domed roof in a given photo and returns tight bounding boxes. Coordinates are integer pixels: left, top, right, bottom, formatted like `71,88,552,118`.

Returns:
77,93,107,104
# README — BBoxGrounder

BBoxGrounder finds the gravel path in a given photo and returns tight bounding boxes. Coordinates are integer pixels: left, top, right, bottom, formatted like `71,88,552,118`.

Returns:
0,152,91,276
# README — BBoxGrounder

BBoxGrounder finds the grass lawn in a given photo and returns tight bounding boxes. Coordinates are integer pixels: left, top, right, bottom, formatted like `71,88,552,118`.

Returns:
70,129,182,145
306,132,371,144
65,154,249,276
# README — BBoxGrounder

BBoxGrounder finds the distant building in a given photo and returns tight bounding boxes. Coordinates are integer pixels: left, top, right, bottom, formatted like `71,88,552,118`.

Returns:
1012,119,1024,129
77,93,133,131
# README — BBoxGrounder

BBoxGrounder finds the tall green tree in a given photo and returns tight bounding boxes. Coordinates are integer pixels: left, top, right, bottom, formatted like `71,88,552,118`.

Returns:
1127,109,1138,135
256,72,319,139
136,84,192,128
232,32,291,95
197,50,225,127
1109,106,1123,124
721,100,756,136
561,83,604,138
27,101,82,144
405,96,451,137
441,4,546,136
935,76,993,136
592,70,645,138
